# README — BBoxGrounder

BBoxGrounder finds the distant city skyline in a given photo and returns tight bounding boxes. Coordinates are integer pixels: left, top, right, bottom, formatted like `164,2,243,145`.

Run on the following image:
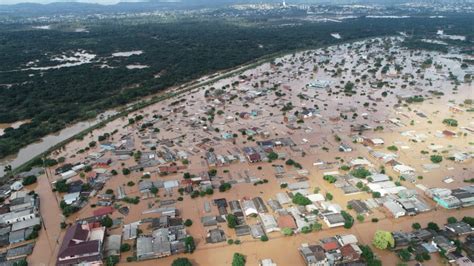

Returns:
0,0,154,5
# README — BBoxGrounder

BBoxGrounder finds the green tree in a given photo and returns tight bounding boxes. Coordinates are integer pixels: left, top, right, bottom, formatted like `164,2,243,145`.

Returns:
412,223,421,230
226,214,238,228
13,260,28,266
301,226,311,234
219,182,232,192
398,249,411,262
120,243,131,252
106,255,119,266
447,217,457,224
172,258,193,266
22,175,37,186
430,155,443,163
462,216,474,226
325,192,333,201
267,152,278,161
372,230,394,250
350,167,371,178
282,227,293,236
427,222,440,232
442,118,458,127
101,215,113,228
184,236,195,253
55,179,69,193
122,168,131,175
341,211,354,229
232,253,246,266
184,219,193,227
292,193,311,206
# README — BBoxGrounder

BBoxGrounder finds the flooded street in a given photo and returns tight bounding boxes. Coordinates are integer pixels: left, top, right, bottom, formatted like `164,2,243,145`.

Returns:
19,37,474,265
29,169,63,266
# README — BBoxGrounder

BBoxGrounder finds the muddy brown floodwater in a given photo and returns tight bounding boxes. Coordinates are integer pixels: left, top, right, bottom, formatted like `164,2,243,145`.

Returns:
28,168,63,266
0,111,117,177
25,37,474,266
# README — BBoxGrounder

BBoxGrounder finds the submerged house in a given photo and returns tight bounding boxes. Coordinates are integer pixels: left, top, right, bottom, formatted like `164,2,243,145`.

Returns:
57,223,105,266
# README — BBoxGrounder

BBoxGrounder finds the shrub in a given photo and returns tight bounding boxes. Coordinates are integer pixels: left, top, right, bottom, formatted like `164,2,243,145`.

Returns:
372,230,395,249
447,217,457,224
430,155,443,163
219,182,232,192
325,192,333,201
22,175,37,186
172,258,193,266
323,175,337,183
292,193,311,206
226,214,237,228
350,167,371,178
387,145,398,151
184,219,193,227
427,222,440,232
398,248,411,262
282,227,293,236
341,211,354,229
412,223,421,230
232,253,246,266
101,215,113,228
120,243,131,252
122,168,131,175
442,118,458,127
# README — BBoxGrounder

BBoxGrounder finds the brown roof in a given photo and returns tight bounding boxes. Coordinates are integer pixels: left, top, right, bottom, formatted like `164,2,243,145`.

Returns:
57,224,101,264
247,153,261,162
340,244,361,261
442,130,456,137
277,215,297,229
93,206,113,217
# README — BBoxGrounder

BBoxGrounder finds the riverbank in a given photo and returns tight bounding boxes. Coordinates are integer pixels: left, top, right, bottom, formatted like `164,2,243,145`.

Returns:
0,34,392,179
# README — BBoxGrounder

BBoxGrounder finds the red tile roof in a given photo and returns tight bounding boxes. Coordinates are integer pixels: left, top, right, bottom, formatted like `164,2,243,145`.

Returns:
322,241,339,251
93,206,113,217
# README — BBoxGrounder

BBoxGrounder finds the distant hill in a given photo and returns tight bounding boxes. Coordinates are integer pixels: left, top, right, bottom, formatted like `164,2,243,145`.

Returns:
0,0,473,17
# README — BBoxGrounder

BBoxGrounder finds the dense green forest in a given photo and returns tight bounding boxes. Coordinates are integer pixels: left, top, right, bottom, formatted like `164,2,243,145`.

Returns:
0,14,473,158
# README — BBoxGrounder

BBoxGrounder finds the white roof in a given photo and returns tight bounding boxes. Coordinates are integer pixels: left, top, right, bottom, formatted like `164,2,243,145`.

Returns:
163,180,179,189
63,192,80,204
259,213,278,230
350,158,372,166
276,193,291,205
307,193,325,202
369,173,390,183
11,217,41,231
393,164,415,173
383,201,406,217
242,200,258,216
371,138,384,144
61,170,77,179
71,164,85,171
338,234,358,246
